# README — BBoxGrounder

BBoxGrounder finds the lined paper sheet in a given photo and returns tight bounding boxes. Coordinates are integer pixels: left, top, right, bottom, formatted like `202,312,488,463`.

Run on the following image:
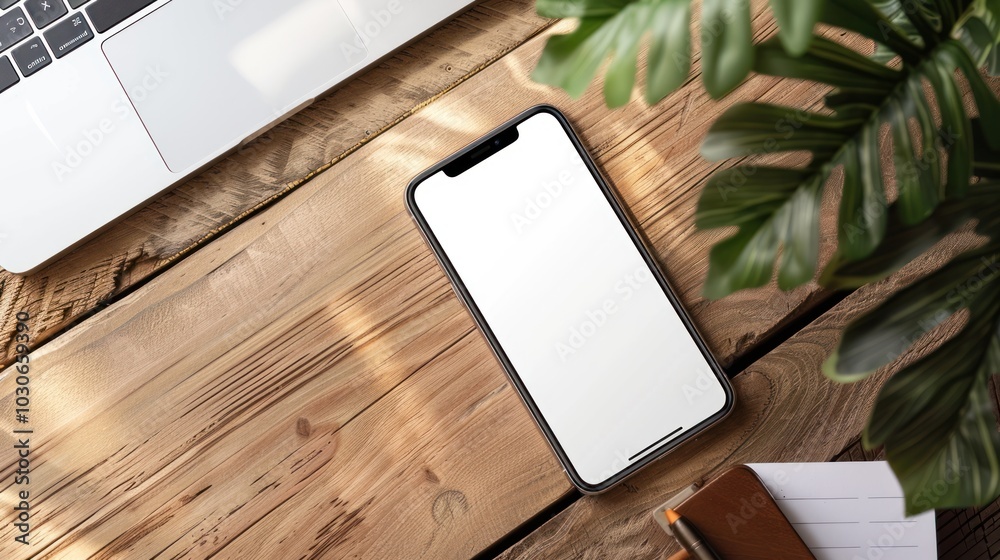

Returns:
747,462,936,560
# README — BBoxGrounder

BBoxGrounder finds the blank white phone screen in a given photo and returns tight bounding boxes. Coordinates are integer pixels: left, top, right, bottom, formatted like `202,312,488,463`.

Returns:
413,111,728,486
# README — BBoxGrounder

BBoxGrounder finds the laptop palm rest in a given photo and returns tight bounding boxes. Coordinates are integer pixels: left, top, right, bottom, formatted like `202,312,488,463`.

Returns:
103,0,366,173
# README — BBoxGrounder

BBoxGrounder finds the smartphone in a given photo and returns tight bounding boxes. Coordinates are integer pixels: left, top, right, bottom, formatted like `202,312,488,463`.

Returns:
406,105,734,493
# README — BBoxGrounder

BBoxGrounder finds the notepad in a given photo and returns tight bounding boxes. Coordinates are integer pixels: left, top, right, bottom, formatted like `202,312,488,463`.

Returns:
747,462,936,560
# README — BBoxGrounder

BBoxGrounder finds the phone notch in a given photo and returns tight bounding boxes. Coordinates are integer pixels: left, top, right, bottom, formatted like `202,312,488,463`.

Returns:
443,126,520,177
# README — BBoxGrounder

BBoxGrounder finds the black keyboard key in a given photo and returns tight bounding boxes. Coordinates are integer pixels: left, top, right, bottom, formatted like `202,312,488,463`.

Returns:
0,0,18,10
25,0,66,29
68,0,89,8
0,56,18,94
86,0,155,34
0,8,33,53
12,36,50,75
44,11,91,57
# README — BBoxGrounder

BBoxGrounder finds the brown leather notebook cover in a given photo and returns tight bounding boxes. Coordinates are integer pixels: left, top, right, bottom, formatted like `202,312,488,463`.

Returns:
673,466,815,559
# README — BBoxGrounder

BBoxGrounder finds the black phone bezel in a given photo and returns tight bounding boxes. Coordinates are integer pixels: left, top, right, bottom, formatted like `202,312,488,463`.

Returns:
404,104,735,494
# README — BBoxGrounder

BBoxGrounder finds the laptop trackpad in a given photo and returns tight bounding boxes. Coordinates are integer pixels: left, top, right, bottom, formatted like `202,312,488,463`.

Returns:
103,0,366,172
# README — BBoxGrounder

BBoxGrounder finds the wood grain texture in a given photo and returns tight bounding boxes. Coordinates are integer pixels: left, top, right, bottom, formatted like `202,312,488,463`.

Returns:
496,232,981,560
0,0,552,368
0,4,854,558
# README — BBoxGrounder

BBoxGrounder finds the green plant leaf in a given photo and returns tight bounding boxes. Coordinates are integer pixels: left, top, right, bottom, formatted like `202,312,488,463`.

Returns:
701,0,754,98
872,324,1000,515
701,103,863,161
869,0,926,63
769,0,824,56
937,41,1000,150
825,243,998,379
698,32,994,296
821,184,1000,514
887,95,940,225
532,0,854,106
697,167,822,297
532,10,632,103
645,0,692,103
839,126,888,260
532,0,698,106
819,184,1000,291
974,118,1000,178
821,0,925,64
924,48,974,198
956,0,1000,73
754,36,902,94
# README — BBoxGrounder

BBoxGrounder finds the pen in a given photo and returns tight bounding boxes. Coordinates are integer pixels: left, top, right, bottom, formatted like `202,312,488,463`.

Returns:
664,508,722,560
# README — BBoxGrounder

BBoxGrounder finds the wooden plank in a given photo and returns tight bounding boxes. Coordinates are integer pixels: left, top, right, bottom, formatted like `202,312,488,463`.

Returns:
495,233,980,559
0,5,858,560
0,0,552,369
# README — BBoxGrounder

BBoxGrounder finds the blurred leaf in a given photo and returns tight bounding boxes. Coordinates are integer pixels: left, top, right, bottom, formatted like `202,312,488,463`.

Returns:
646,0,692,103
754,36,902,93
700,102,864,161
701,0,754,98
770,0,825,55
533,0,839,106
532,4,639,105
533,0,695,106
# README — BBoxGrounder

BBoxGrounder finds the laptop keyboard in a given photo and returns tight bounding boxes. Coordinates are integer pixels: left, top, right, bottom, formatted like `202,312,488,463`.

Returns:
0,0,157,95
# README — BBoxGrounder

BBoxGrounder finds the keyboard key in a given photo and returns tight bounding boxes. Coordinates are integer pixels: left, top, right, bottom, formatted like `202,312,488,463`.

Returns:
25,0,67,29
0,8,33,53
0,56,18,94
68,0,89,8
0,0,18,10
12,36,50,76
44,11,91,58
86,0,155,33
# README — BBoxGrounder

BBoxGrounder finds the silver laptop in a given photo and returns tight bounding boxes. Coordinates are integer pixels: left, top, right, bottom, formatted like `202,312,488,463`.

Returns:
0,0,475,273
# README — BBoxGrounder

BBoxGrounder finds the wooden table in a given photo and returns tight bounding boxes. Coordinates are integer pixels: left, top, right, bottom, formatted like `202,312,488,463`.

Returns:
1,1,996,558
